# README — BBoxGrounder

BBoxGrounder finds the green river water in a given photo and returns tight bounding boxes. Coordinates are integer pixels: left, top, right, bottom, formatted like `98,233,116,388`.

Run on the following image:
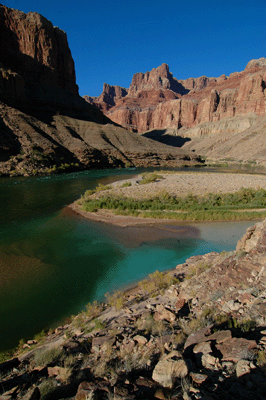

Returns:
0,168,257,351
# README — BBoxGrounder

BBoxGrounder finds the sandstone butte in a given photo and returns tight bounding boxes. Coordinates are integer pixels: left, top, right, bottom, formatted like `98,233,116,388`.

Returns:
2,217,266,399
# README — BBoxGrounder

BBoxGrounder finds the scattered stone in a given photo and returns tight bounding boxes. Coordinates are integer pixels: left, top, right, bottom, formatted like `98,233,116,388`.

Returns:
152,358,188,388
190,372,208,385
207,330,232,344
133,335,147,345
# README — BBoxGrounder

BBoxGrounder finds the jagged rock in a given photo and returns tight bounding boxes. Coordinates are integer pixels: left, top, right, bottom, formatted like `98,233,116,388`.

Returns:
207,330,232,344
0,5,78,106
184,326,213,349
193,341,212,355
75,382,98,400
91,335,116,353
216,338,257,362
175,298,186,311
92,59,266,138
201,353,218,368
152,358,188,388
154,304,176,323
0,5,196,177
236,359,251,378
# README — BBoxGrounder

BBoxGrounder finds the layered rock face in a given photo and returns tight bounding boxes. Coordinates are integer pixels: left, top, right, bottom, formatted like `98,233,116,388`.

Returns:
0,5,78,106
88,60,266,134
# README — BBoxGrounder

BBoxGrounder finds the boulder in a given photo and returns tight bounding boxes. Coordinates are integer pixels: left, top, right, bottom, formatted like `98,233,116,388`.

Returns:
236,359,251,378
216,338,257,362
152,358,188,388
154,304,176,323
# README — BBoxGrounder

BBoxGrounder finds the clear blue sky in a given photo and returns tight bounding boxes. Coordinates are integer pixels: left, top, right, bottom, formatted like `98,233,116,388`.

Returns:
4,0,266,97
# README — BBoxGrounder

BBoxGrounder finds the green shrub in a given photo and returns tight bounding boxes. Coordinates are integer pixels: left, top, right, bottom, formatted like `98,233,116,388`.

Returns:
39,378,57,400
85,300,104,320
34,347,65,367
139,172,163,184
105,290,127,310
138,270,179,296
121,181,132,187
257,350,266,366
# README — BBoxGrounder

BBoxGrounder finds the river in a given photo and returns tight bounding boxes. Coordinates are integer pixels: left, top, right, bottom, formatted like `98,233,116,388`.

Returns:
0,168,257,351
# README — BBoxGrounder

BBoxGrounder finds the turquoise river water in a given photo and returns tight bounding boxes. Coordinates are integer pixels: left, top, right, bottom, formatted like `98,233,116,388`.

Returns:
0,168,257,351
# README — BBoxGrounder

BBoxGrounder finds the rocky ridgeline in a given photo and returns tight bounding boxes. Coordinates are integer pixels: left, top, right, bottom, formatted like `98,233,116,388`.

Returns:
2,219,266,399
88,59,266,134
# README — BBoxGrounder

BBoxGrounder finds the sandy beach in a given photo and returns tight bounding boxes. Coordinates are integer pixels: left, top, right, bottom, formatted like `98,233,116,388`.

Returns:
69,171,266,226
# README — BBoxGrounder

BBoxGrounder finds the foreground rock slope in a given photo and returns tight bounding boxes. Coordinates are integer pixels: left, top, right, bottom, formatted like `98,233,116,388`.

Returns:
0,5,195,176
2,219,266,399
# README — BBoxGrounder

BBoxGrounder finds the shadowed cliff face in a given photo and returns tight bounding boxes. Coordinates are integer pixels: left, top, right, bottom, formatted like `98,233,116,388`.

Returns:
0,5,79,107
0,5,198,176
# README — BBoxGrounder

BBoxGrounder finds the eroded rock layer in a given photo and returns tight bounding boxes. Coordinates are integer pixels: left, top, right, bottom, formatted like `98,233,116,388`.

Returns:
89,60,266,134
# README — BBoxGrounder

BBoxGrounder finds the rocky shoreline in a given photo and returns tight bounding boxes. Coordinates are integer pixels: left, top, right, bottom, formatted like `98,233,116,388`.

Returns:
2,217,266,399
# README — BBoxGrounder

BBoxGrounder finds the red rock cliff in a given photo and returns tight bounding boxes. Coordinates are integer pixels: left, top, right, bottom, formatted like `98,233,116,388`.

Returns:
88,61,266,133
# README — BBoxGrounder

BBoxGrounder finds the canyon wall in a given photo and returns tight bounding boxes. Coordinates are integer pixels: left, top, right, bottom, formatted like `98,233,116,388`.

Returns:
87,60,266,134
0,5,197,176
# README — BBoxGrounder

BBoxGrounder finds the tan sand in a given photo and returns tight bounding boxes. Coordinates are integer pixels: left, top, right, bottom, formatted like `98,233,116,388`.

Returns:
69,171,266,226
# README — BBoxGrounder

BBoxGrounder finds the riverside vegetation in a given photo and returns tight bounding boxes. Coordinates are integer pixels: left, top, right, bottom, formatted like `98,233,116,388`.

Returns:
2,219,266,399
77,171,266,222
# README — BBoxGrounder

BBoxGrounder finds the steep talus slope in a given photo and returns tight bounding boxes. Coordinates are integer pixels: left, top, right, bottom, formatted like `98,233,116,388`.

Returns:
0,102,195,176
0,5,196,176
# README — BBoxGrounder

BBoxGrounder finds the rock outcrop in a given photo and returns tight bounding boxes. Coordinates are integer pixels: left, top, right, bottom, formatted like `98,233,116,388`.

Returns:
2,218,266,399
85,83,128,112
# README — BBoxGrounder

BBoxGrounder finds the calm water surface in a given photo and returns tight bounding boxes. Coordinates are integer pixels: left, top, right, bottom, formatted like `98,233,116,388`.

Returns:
0,169,257,351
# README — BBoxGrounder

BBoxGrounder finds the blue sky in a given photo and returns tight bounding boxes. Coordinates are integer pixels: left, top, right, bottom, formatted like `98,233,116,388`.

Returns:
4,0,266,97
